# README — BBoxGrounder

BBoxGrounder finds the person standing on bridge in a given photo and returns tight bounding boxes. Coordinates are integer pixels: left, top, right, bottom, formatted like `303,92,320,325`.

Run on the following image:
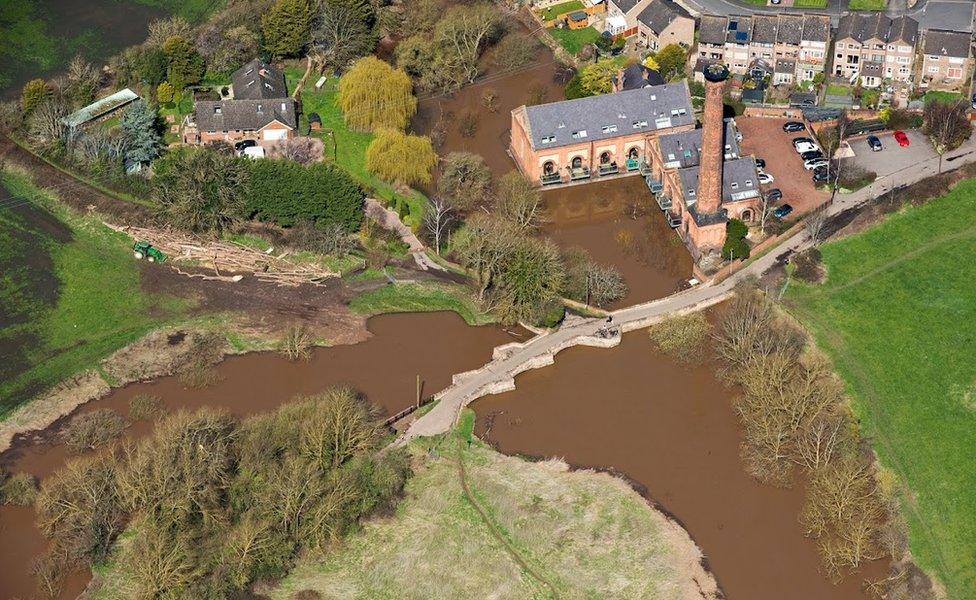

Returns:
606,315,613,324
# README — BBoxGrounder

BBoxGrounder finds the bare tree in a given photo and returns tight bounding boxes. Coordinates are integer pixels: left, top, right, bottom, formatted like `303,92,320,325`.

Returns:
278,137,320,164
27,96,70,150
804,208,829,247
924,99,972,174
423,196,456,254
314,1,376,70
434,4,500,87
818,112,848,205
493,171,547,232
454,213,518,302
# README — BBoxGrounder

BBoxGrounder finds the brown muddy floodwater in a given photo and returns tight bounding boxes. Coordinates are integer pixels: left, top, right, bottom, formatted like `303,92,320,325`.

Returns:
543,176,692,307
0,311,520,600
472,326,886,600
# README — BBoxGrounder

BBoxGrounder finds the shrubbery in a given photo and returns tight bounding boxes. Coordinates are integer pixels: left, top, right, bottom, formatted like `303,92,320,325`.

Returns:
722,218,750,261
245,159,364,232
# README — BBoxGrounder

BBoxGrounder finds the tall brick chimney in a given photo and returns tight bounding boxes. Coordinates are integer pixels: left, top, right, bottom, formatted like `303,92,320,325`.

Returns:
697,63,730,215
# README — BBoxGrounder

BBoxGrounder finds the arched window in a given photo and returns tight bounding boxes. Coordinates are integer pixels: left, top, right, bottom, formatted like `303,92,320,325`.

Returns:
628,147,639,159
740,208,755,222
600,151,612,164
543,161,556,175
571,156,583,169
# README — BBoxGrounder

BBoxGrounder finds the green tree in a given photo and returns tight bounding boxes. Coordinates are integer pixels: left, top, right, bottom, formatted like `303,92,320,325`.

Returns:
152,147,250,233
495,237,565,325
120,99,163,166
245,159,364,231
162,36,204,90
156,81,175,105
261,0,314,58
722,218,750,261
338,56,416,131
653,44,687,80
21,79,50,114
365,129,437,186
564,74,590,100
579,59,618,96
133,46,169,88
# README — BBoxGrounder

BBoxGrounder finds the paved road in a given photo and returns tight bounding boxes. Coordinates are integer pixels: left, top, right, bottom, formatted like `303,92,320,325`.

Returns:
397,130,976,443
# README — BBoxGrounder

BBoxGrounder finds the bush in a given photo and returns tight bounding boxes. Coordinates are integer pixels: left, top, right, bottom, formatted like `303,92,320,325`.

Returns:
839,166,876,190
648,312,712,362
129,394,167,421
61,409,127,454
1,471,38,505
564,74,589,100
538,302,566,328
245,160,364,232
722,218,750,261
792,248,824,283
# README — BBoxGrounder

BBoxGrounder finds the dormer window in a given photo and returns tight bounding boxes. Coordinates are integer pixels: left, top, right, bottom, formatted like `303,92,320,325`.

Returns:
731,181,739,190
264,82,273,90
688,189,696,197
601,124,618,134
256,104,263,113
214,106,222,114
247,80,255,87
572,130,588,139
746,180,753,187
541,135,555,144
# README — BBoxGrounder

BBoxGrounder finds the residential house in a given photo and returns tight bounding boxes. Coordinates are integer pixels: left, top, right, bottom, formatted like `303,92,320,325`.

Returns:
183,58,298,145
509,82,695,185
832,13,918,88
612,63,666,92
798,14,831,81
919,29,973,90
635,0,695,50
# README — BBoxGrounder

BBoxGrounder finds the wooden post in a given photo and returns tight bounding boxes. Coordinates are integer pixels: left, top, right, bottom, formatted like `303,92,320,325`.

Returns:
416,375,421,408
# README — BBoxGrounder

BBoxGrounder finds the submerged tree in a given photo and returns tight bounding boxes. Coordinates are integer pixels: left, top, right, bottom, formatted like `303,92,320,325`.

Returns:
438,152,492,212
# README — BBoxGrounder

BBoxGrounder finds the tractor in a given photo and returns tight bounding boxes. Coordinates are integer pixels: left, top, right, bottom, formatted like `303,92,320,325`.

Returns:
133,241,166,263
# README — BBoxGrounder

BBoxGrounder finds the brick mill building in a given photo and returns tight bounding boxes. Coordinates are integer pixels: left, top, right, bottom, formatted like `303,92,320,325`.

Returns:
183,59,298,145
509,82,695,186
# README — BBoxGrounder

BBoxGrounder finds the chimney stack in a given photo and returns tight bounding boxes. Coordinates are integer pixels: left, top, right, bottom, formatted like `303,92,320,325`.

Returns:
697,63,729,215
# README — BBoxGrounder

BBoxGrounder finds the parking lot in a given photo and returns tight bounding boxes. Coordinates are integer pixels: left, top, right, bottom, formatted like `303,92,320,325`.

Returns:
735,116,829,217
843,129,937,180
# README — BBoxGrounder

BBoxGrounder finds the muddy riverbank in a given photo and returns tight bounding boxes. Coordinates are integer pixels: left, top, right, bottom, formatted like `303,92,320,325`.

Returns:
0,311,522,600
472,326,886,600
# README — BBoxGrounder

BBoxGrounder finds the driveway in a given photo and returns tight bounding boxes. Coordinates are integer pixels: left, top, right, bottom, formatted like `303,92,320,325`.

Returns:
843,130,937,180
735,116,829,217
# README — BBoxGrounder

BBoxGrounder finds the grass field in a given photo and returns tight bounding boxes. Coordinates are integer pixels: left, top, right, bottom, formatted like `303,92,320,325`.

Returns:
923,90,964,105
0,168,189,418
847,0,887,9
786,179,976,596
269,410,710,599
792,0,827,7
349,282,493,325
537,0,584,19
548,26,600,55
285,68,427,228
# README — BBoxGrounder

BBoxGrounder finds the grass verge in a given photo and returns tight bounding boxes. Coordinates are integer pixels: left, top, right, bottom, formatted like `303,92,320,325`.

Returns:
348,282,494,326
0,167,190,418
785,178,976,596
271,410,711,599
792,0,827,7
847,0,887,9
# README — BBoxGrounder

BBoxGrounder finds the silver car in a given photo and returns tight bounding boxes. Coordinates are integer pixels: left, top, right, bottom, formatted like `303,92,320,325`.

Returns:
803,158,829,171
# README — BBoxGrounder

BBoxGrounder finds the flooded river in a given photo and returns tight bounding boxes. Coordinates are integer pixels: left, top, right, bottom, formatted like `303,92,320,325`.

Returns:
0,311,520,599
472,326,885,600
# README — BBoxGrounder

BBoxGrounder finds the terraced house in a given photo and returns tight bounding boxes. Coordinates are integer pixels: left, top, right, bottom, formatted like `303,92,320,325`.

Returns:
607,0,693,48
509,82,694,186
919,29,973,91
832,13,918,88
695,13,831,83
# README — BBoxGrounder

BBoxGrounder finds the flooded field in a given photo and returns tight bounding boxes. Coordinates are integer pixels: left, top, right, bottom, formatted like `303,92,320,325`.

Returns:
0,311,520,600
543,176,692,307
472,327,886,600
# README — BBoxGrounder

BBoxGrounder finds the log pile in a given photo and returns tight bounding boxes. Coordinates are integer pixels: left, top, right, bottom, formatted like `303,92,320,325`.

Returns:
107,224,340,287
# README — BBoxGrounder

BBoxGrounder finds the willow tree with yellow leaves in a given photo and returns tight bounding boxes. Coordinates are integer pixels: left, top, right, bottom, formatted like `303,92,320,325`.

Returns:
365,129,437,186
337,56,417,131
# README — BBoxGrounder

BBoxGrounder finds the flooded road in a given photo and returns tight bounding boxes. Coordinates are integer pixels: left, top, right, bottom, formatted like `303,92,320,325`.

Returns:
0,311,519,600
472,326,885,600
543,176,692,307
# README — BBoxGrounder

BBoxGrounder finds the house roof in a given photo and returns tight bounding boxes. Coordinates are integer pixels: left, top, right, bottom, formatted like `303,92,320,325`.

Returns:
609,0,639,15
64,88,139,128
657,119,740,169
923,29,969,58
726,15,752,44
619,63,665,90
679,157,761,224
195,98,298,133
836,12,918,45
777,14,804,45
801,14,831,43
232,58,288,100
751,15,779,44
521,82,694,150
635,0,691,35
775,58,797,74
889,16,918,45
861,62,883,77
699,14,729,45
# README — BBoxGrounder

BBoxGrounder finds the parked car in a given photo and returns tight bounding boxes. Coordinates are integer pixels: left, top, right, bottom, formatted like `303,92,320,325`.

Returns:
804,158,829,170
812,168,830,183
801,150,824,161
765,188,783,202
894,130,910,147
795,142,819,154
792,136,815,147
773,204,794,219
783,121,805,133
754,157,766,170
234,139,258,153
867,135,883,152
758,172,774,184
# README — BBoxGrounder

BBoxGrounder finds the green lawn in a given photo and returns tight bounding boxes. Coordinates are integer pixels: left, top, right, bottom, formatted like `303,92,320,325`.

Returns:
548,26,600,55
537,0,584,20
792,0,827,7
349,282,494,325
847,0,887,9
284,68,427,228
785,179,976,597
0,168,189,418
924,90,964,105
825,83,852,97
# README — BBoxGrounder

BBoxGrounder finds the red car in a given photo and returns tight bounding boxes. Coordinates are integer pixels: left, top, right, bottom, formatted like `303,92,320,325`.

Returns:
893,130,910,147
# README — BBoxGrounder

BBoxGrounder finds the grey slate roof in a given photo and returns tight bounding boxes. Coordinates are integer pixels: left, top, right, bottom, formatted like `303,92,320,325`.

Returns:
195,98,298,133
678,157,761,218
836,13,918,45
609,0,639,15
658,120,740,169
635,0,690,35
699,15,729,45
619,64,665,90
801,14,831,43
751,15,779,44
889,16,918,45
775,59,797,74
522,83,693,150
232,58,288,100
776,14,804,45
923,29,972,58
